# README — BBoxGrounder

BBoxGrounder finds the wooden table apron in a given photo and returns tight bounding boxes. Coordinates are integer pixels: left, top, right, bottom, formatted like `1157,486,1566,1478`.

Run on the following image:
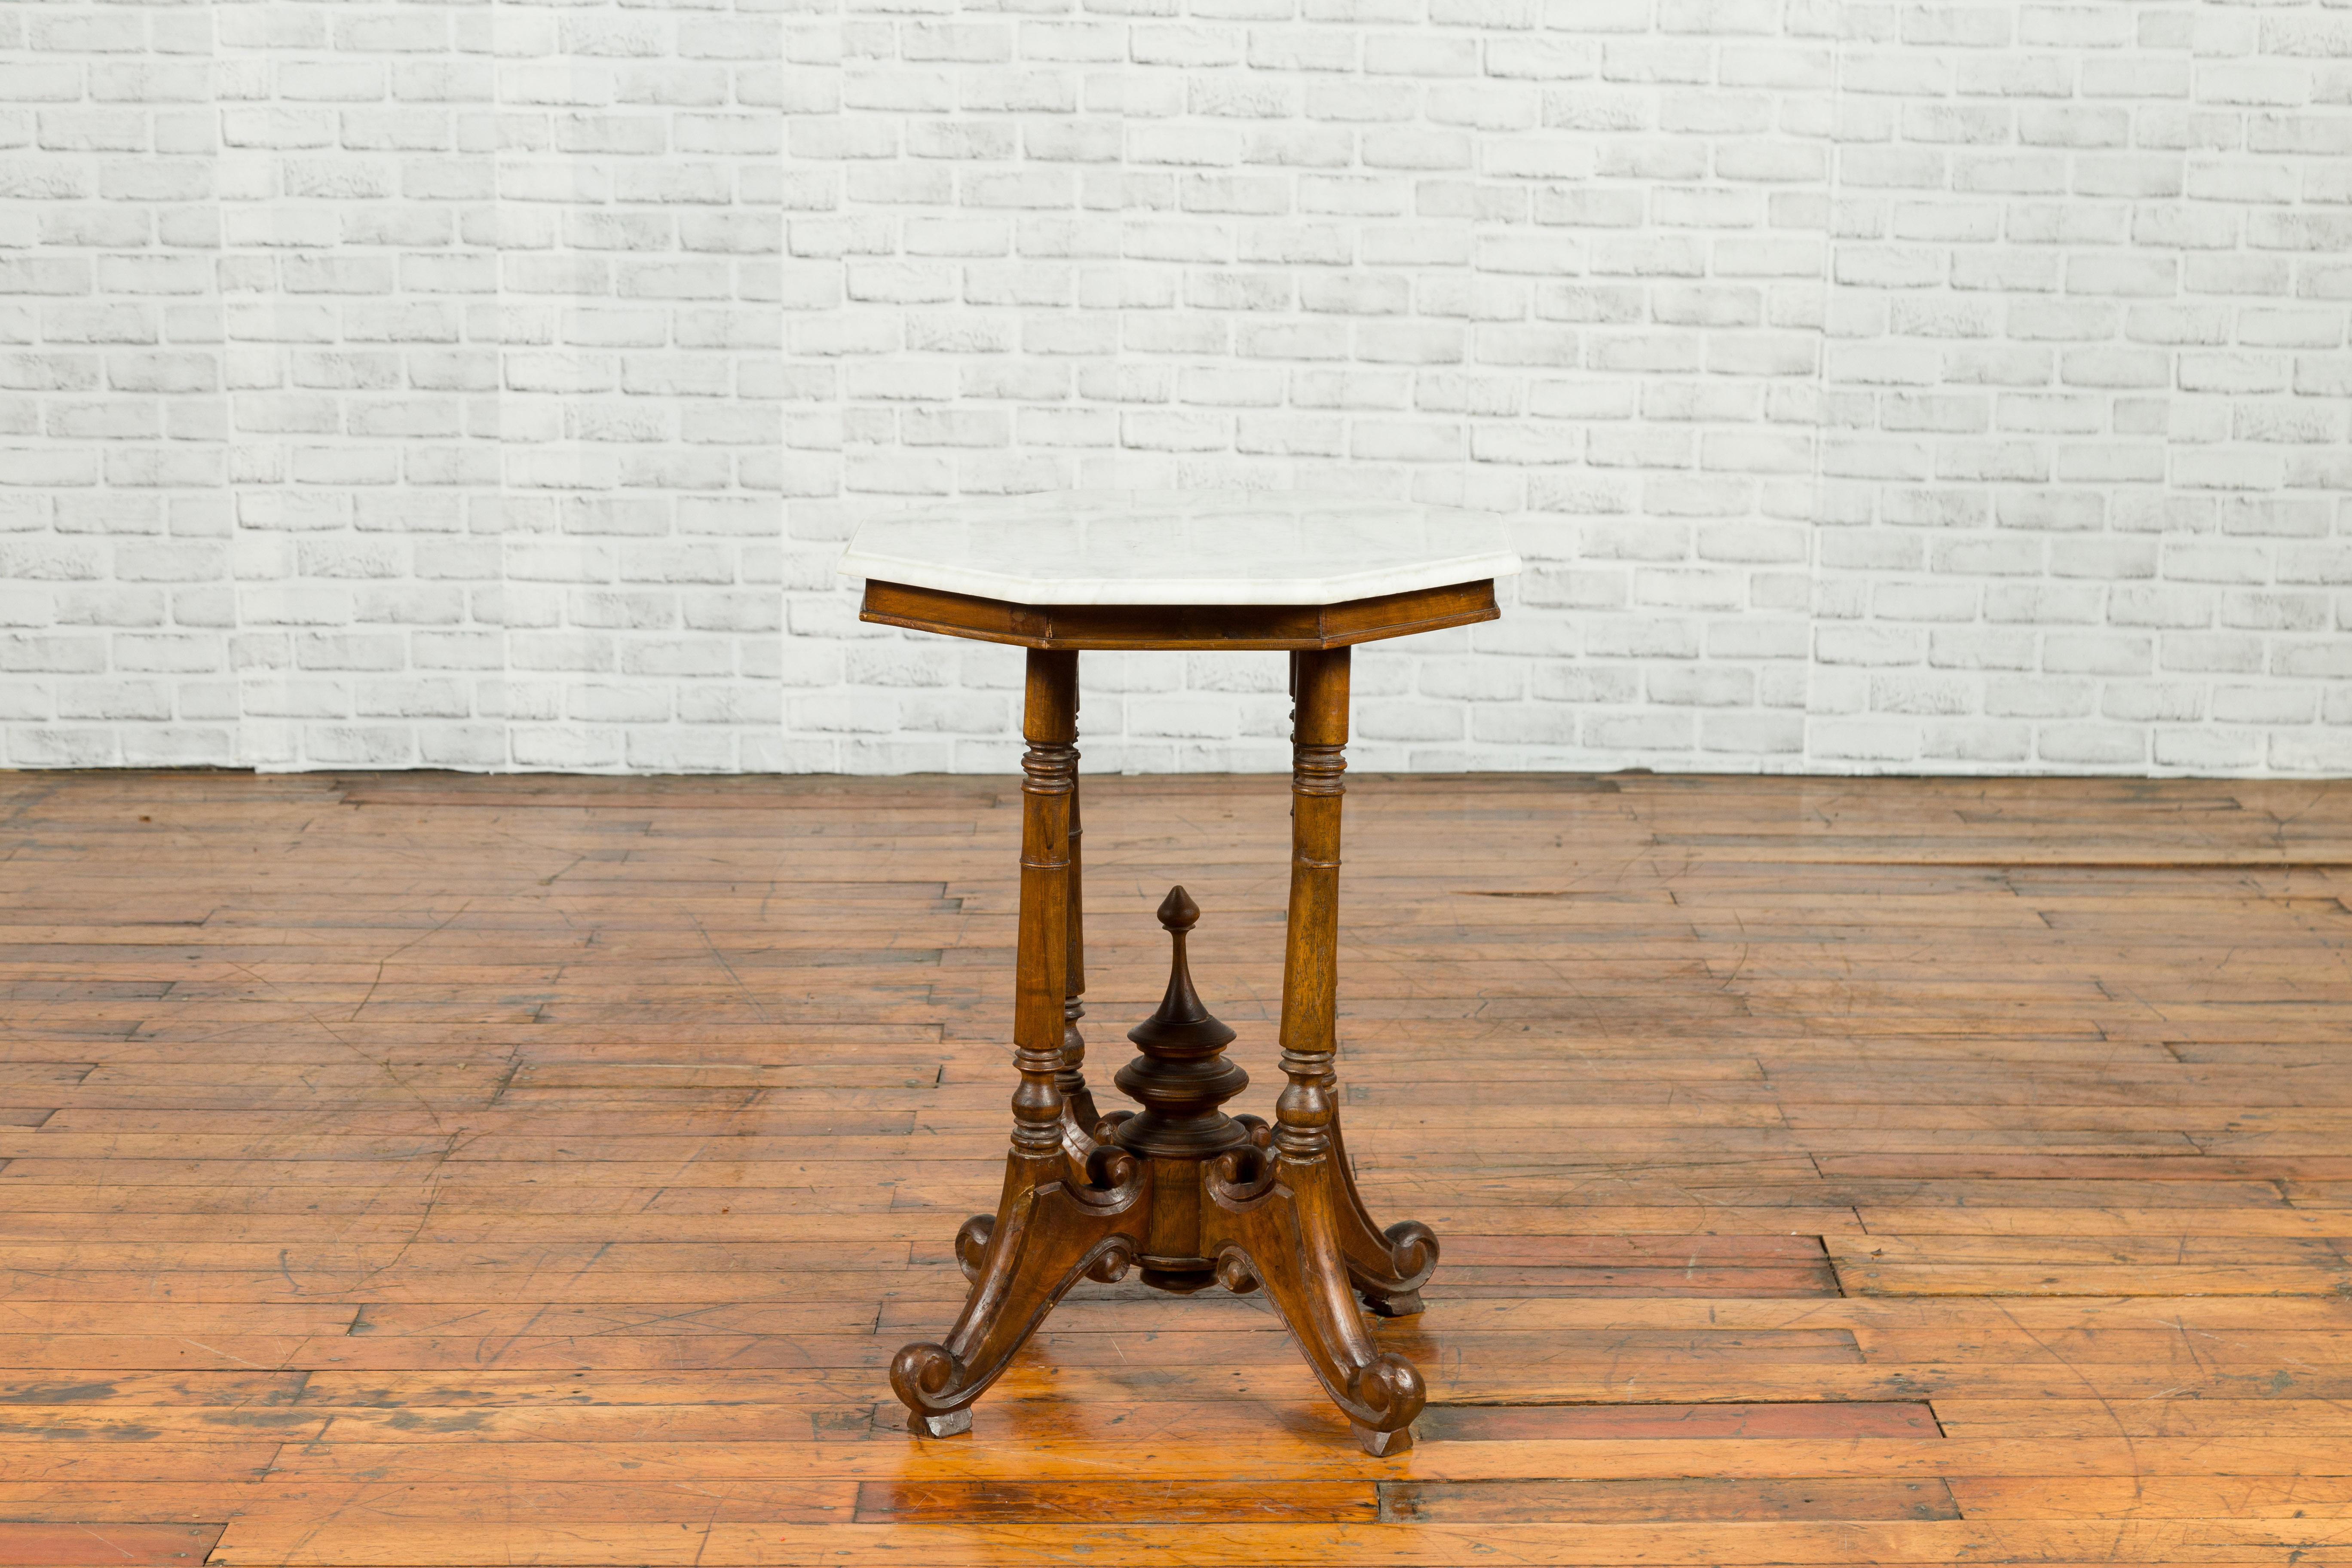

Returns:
864,579,1499,1457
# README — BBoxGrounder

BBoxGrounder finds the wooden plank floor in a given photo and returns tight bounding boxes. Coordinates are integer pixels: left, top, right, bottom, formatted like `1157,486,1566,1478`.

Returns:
0,769,2348,1567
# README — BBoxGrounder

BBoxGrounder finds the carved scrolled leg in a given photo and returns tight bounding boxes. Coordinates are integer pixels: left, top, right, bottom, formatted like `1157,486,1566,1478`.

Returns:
1203,645,1427,1456
894,1150,1142,1434
1205,1064,1424,1455
1324,1088,1438,1317
895,648,1143,1436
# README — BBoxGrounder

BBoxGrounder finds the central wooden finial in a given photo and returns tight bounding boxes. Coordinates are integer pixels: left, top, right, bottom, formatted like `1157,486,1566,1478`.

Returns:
1114,886,1247,1156
1126,886,1232,1052
1111,884,1252,1292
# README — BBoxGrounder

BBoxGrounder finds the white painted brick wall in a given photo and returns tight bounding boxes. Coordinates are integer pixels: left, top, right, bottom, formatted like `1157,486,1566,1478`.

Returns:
4,0,782,770
6,0,2349,774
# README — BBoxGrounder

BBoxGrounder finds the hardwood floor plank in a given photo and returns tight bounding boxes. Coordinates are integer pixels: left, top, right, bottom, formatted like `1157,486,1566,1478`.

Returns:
1933,1401,2352,1438
0,1445,281,1482
852,1480,1380,1523
1379,1477,1963,1523
1413,1403,1943,1441
1946,1477,2352,1519
0,1523,224,1566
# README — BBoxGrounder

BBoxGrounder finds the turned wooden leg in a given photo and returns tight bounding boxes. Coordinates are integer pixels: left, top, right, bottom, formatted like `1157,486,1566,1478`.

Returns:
1202,647,1428,1456
1057,765,1102,1158
901,648,1143,1435
1279,649,1440,1318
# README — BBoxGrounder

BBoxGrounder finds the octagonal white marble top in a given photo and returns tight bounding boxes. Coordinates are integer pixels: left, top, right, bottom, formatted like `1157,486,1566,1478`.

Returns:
837,490,1521,607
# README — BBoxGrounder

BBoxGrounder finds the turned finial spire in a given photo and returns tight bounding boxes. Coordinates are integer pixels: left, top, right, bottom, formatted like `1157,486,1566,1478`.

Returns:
1127,885,1236,1054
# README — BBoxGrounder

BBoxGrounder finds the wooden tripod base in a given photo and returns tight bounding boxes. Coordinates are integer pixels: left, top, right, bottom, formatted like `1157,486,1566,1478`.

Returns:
890,1102,1439,1455
888,644,1438,1455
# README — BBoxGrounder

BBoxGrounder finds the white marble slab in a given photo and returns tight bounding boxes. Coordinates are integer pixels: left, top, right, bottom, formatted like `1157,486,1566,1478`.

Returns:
837,490,1522,606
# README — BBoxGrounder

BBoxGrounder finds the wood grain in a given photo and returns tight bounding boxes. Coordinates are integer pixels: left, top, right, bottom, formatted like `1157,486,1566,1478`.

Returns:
0,1524,223,1566
0,769,2346,1563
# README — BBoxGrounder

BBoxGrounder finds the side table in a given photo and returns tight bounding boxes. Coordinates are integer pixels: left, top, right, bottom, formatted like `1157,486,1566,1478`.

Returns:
837,490,1520,1455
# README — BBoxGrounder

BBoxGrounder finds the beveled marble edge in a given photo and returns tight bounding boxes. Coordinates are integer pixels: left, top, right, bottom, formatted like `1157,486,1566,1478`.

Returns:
836,545,1523,607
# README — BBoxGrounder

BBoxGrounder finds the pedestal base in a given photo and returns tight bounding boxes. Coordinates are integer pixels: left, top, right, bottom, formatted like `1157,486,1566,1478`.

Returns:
889,1117,1438,1450
887,643,1433,1452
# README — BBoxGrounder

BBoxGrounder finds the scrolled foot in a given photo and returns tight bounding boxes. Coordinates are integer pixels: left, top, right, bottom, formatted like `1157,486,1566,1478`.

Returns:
1349,1218,1440,1311
1351,1419,1412,1456
1384,1220,1439,1281
952,1215,994,1283
888,1341,973,1430
1347,1350,1427,1436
